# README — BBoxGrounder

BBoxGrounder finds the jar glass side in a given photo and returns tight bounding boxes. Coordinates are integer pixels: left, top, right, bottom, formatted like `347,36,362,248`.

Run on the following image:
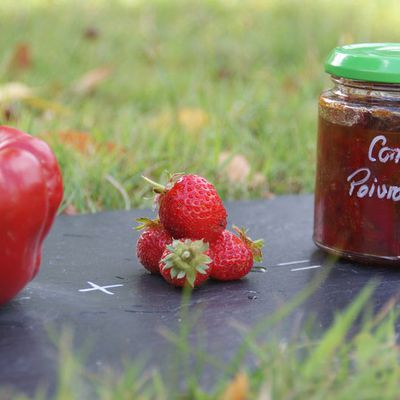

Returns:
314,77,400,263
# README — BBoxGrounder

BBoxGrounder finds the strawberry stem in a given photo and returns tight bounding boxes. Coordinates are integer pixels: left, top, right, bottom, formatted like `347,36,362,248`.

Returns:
142,176,166,194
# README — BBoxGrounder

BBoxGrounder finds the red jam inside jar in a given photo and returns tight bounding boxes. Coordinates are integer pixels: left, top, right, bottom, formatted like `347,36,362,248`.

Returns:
314,43,400,263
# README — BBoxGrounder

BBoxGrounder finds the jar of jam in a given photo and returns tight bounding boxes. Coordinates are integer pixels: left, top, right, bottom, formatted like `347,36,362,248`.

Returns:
314,43,400,263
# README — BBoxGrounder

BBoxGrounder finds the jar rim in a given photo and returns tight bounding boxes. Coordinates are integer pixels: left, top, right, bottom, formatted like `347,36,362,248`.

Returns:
325,43,400,84
331,76,400,91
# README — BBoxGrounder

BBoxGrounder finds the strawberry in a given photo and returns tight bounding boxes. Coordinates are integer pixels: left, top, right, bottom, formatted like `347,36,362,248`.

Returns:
159,239,212,287
136,218,172,274
143,174,227,242
209,226,263,281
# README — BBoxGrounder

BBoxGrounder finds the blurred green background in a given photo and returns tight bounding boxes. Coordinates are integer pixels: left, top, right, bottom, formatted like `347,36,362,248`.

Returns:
1,0,399,213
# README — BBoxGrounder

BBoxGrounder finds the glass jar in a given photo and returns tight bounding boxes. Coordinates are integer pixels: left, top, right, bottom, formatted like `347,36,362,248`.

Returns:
314,43,400,263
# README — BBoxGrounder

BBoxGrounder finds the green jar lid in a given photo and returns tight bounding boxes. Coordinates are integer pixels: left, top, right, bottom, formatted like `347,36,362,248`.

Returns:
325,43,400,83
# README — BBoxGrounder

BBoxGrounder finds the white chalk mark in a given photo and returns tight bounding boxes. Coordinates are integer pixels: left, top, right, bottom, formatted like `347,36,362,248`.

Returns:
277,259,310,266
291,265,321,272
79,281,123,295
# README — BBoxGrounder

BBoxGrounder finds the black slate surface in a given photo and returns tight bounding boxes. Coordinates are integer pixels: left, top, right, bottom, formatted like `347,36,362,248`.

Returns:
1,194,400,396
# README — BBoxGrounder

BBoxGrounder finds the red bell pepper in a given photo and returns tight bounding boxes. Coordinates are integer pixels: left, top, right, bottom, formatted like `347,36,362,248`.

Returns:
0,126,63,306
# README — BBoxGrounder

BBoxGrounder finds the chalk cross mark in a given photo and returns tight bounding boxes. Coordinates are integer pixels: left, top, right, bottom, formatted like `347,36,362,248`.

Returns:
79,281,123,295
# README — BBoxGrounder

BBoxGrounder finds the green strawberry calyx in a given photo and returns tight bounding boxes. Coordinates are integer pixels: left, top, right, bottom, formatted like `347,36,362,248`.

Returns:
135,217,161,231
233,225,264,263
161,239,211,287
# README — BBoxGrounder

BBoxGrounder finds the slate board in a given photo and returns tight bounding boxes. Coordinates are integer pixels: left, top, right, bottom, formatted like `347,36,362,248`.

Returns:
1,194,399,396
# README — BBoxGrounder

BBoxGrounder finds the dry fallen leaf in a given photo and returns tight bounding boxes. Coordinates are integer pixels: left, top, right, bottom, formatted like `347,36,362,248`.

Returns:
220,372,249,400
2,105,17,122
257,383,271,400
83,26,100,40
249,172,275,198
24,97,70,115
62,204,78,216
148,109,173,131
216,67,233,80
40,131,124,156
250,172,267,189
9,42,32,70
339,32,355,45
0,82,69,116
58,131,99,154
148,107,209,134
219,152,251,184
178,107,209,133
72,66,113,95
282,76,299,94
0,82,33,103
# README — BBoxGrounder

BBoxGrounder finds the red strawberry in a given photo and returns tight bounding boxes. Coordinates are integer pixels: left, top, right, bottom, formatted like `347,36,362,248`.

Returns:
159,239,212,287
136,218,172,274
143,174,227,242
209,226,263,281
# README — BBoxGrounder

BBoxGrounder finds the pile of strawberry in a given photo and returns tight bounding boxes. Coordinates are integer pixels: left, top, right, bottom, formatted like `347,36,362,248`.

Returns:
136,174,263,288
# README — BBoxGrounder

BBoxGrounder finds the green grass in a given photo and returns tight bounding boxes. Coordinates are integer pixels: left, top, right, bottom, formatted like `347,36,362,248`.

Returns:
1,0,400,211
3,282,400,399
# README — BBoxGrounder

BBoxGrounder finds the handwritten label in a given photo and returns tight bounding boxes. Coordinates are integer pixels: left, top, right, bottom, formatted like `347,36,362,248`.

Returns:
347,134,400,200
